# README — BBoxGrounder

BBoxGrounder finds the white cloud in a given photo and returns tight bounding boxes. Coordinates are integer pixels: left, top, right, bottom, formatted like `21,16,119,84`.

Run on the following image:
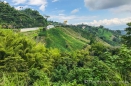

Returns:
52,10,65,14
39,4,46,11
58,14,65,16
50,15,76,21
12,0,47,11
12,0,27,5
49,14,131,30
84,0,131,10
49,15,97,24
71,8,80,14
3,1,7,3
52,0,59,2
28,0,47,11
28,0,46,5
82,17,131,26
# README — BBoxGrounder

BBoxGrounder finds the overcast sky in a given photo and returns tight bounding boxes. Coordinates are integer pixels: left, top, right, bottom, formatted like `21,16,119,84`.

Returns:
4,0,131,30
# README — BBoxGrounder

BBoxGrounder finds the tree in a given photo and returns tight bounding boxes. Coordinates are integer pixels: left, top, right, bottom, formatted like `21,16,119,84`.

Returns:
0,2,47,28
0,29,54,72
122,22,131,47
90,42,107,56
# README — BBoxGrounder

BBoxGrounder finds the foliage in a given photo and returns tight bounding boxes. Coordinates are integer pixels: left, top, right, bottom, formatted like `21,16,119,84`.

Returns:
37,24,121,52
0,28,131,86
38,27,88,52
0,2,46,28
0,29,52,72
28,68,51,86
122,22,131,47
0,2,130,86
90,42,108,56
66,24,121,46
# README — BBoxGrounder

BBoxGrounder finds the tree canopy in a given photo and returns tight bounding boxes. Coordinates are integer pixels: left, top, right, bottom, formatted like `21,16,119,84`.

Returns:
0,2,47,28
122,22,131,47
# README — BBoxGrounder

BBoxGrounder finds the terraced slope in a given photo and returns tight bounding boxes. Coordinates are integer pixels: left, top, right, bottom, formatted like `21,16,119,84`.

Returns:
38,27,90,52
21,26,121,52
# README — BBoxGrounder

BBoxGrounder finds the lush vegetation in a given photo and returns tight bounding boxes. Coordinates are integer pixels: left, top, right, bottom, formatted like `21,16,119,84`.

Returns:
1,1,131,86
65,24,121,46
122,23,131,47
0,1,47,28
38,27,89,52
0,23,131,85
37,25,121,52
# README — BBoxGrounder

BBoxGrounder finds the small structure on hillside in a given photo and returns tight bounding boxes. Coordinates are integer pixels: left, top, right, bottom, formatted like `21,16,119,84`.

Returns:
82,26,86,29
47,25,54,29
63,20,67,25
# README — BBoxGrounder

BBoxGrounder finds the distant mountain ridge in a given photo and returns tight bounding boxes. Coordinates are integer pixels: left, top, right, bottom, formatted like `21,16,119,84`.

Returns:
120,30,126,35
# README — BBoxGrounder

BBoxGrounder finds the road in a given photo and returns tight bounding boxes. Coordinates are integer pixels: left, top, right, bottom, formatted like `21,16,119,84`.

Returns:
20,27,39,32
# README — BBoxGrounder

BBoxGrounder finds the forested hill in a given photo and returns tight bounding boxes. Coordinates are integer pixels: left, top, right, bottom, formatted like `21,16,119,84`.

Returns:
37,25,121,52
1,25,131,86
0,1,47,28
68,24,122,46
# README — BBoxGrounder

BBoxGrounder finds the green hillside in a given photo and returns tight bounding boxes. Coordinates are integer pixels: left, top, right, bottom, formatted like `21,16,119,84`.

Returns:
38,27,90,52
0,2,47,28
1,26,131,86
35,25,121,52
68,25,121,46
0,2,121,52
1,2,131,86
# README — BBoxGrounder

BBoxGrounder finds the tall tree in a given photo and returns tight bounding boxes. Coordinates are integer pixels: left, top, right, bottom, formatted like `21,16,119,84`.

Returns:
122,22,131,47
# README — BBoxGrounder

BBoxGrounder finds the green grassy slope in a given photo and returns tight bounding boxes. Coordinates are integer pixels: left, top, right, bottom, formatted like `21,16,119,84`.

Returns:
20,25,121,52
38,27,89,52
70,25,121,46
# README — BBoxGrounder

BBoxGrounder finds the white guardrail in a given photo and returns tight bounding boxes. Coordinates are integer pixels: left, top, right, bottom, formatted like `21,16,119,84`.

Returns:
20,27,39,32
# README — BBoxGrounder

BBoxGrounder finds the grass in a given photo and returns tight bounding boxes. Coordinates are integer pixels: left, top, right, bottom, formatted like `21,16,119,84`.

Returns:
41,27,88,52
20,26,120,52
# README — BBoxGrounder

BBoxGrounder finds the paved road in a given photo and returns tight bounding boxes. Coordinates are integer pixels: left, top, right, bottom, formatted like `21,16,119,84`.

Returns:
20,27,39,32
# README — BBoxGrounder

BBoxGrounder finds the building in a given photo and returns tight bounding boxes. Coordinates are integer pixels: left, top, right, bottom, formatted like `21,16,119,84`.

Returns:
47,25,55,29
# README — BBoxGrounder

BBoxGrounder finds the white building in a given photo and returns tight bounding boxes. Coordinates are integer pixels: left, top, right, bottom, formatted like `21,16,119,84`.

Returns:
47,25,55,29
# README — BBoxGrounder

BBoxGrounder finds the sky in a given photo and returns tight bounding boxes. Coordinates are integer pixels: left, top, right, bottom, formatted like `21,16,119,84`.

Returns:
3,0,131,30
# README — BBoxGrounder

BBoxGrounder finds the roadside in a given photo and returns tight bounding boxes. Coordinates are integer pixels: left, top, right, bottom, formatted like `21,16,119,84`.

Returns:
20,27,39,32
